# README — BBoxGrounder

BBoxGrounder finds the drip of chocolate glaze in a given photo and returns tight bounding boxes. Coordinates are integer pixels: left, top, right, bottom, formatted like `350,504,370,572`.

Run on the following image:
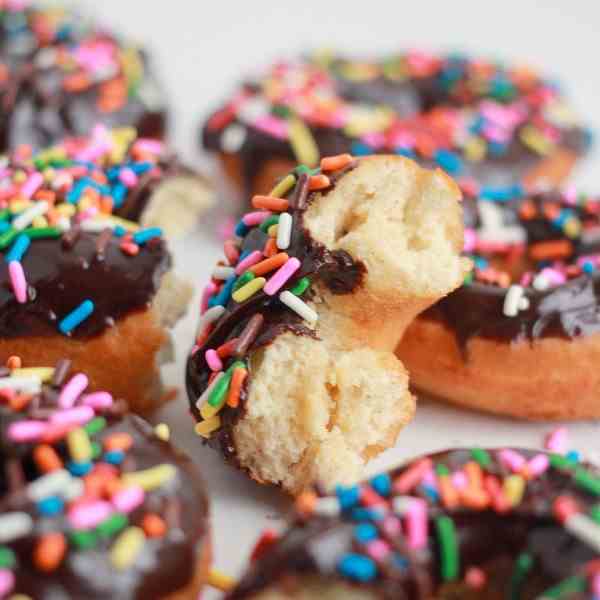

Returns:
186,165,366,465
226,448,599,600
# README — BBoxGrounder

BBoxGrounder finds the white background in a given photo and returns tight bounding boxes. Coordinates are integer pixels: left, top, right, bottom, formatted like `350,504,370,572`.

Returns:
77,1,600,596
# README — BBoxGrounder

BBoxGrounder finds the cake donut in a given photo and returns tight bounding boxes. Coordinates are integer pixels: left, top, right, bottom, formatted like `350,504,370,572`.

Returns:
0,0,166,152
0,130,206,414
227,445,600,599
397,186,600,420
202,51,591,201
186,153,470,494
0,355,210,599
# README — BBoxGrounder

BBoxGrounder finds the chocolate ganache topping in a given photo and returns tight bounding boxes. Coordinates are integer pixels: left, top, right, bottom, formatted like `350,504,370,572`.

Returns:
0,127,183,339
186,154,365,463
203,51,591,196
0,358,209,599
424,187,600,349
228,446,600,600
0,1,166,153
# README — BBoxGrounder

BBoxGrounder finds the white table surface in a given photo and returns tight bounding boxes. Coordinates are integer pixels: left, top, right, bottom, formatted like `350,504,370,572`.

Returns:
74,1,600,595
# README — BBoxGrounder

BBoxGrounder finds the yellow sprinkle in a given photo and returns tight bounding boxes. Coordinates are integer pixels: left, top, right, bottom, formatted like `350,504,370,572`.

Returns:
207,568,236,592
31,216,48,229
343,106,393,137
338,61,379,82
464,136,487,162
200,395,226,420
12,171,26,184
232,277,266,303
564,218,581,239
9,595,34,600
267,224,278,238
43,168,55,183
520,125,555,156
154,423,170,441
122,464,176,491
109,127,137,164
56,203,76,218
11,367,54,382
503,474,526,506
544,100,578,127
9,199,29,213
288,117,319,168
67,427,92,463
95,214,140,231
195,416,221,438
269,174,296,198
110,526,145,570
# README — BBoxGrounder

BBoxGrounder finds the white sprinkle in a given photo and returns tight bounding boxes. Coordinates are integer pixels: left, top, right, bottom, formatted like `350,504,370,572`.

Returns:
0,512,33,543
80,219,116,233
35,47,57,69
313,496,341,517
195,305,226,339
212,266,236,281
56,216,71,232
221,124,247,153
532,274,550,291
195,371,225,410
12,200,49,230
27,469,72,502
0,376,41,393
62,477,85,503
503,285,530,317
237,97,270,124
565,513,600,553
279,291,318,324
276,212,292,250
392,496,413,515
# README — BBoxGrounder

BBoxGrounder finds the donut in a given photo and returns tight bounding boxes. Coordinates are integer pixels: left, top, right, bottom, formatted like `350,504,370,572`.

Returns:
0,130,208,414
202,51,592,201
0,354,210,599
227,445,600,599
186,154,470,494
0,1,166,152
397,186,600,420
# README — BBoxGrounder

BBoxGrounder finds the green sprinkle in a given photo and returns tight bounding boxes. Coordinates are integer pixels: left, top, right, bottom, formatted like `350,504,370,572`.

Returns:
470,448,492,468
233,271,255,292
84,417,107,436
0,228,18,249
24,226,62,240
259,215,280,233
574,467,600,496
69,529,98,549
549,453,577,471
208,370,233,407
509,552,533,600
435,516,459,581
227,360,246,374
294,165,320,176
435,464,450,477
96,513,128,539
538,576,586,598
271,104,292,118
91,441,102,459
591,505,600,523
0,208,10,221
0,546,16,569
290,277,310,296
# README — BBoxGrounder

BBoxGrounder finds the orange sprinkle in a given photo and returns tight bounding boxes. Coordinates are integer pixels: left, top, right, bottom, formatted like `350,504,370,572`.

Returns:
320,154,353,172
34,190,56,204
63,72,91,93
226,368,247,408
263,237,278,257
295,490,317,516
142,513,167,538
438,476,460,509
104,432,134,453
216,338,239,360
6,355,21,369
518,200,537,220
484,475,511,513
100,196,114,214
34,532,67,572
308,174,331,191
249,252,289,276
460,487,490,510
104,478,123,498
529,239,573,261
250,529,279,563
84,473,105,498
120,241,139,256
464,461,483,489
33,444,63,473
9,393,32,412
251,195,289,212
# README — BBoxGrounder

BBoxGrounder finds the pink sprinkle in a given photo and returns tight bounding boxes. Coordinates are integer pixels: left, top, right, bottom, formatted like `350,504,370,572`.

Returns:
242,211,272,226
498,449,526,472
80,392,113,409
49,405,95,427
76,206,98,223
381,515,402,537
527,454,550,478
421,468,438,490
463,228,476,253
519,272,533,287
264,257,301,296
224,241,240,266
119,167,138,188
133,139,164,155
0,569,14,597
563,184,578,206
8,261,27,303
8,420,47,442
405,498,428,550
451,471,468,490
592,573,600,595
545,426,568,454
200,282,218,315
20,172,43,199
76,139,111,163
465,566,486,589
235,250,263,275
253,116,288,140
205,349,223,372
68,500,113,529
366,539,390,561
112,485,145,513
217,217,236,241
540,267,566,286
361,132,385,148
58,373,89,409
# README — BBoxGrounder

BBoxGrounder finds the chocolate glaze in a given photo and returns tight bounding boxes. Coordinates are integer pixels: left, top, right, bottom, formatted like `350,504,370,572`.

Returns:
186,163,365,465
0,5,167,153
227,448,599,599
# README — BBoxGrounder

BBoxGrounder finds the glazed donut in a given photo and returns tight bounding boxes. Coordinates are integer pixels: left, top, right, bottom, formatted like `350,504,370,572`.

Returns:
202,51,591,201
0,129,210,414
397,186,600,420
227,445,600,599
0,355,210,599
186,154,469,494
0,1,166,152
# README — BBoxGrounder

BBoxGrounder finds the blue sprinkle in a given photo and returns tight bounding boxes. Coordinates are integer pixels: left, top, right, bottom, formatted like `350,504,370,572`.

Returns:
480,184,523,202
107,166,121,181
113,225,127,238
37,496,64,516
104,450,124,465
583,261,595,275
420,484,439,502
552,209,572,228
566,450,580,463
68,461,92,476
0,221,11,234
58,299,95,335
434,149,464,175
133,227,162,245
370,473,391,497
238,249,252,262
66,178,110,204
354,522,378,543
111,183,127,208
474,257,489,270
351,141,374,156
469,116,485,135
488,141,509,157
350,507,385,522
337,553,377,582
208,276,236,308
395,147,416,159
235,220,250,237
5,233,30,262
392,553,409,570
336,484,361,510
130,162,153,175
